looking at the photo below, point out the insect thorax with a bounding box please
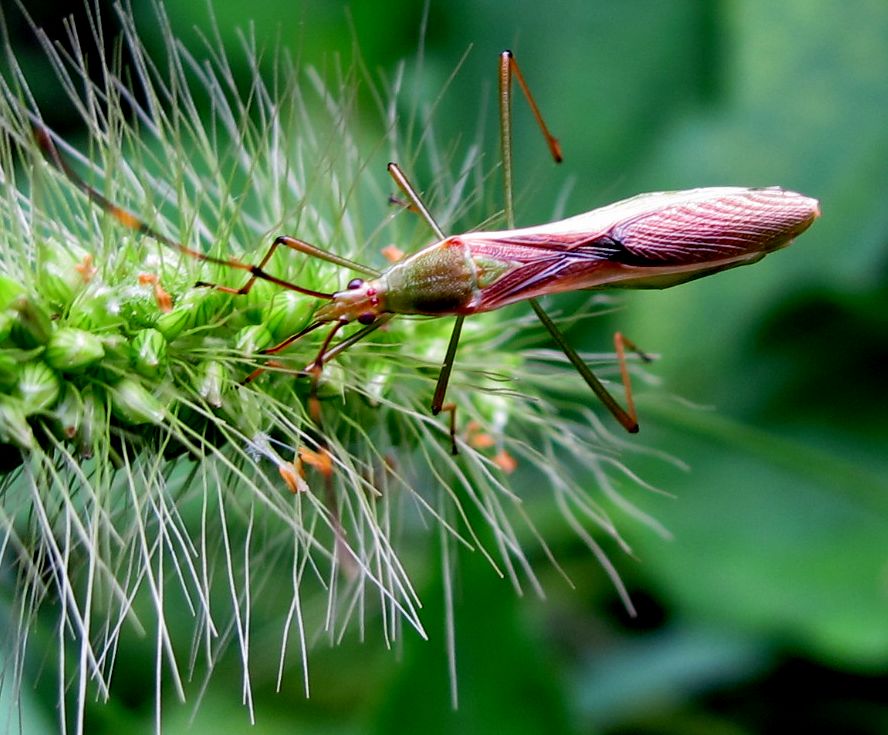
[381,238,477,316]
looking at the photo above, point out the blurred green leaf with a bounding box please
[371,543,576,735]
[625,402,888,669]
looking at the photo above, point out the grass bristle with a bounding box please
[0,3,666,727]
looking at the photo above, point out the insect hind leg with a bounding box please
[613,331,654,432]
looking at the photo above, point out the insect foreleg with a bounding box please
[194,236,379,295]
[244,313,398,387]
[307,319,350,415]
[241,319,328,384]
[319,314,395,365]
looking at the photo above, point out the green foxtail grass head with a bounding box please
[0,3,667,727]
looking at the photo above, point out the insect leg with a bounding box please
[530,301,639,433]
[300,319,358,577]
[251,312,396,381]
[613,331,654,428]
[498,50,562,229]
[431,315,464,455]
[616,333,654,365]
[496,56,639,431]
[241,319,328,384]
[272,236,381,276]
[431,314,463,416]
[320,313,395,364]
[307,319,349,422]
[387,162,465,448]
[194,235,380,294]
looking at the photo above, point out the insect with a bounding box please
[36,51,820,450]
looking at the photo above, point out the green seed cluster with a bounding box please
[0,244,317,462]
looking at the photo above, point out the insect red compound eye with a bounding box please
[357,313,376,325]
[347,278,364,290]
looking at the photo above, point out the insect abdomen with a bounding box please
[607,187,819,265]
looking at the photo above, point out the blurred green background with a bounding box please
[5,0,887,732]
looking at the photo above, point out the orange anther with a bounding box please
[153,282,173,312]
[493,450,517,474]
[381,245,405,263]
[138,273,172,312]
[469,432,495,450]
[75,254,97,282]
[279,462,308,494]
[298,446,334,478]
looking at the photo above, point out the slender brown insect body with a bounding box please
[316,186,819,324]
[35,50,820,444]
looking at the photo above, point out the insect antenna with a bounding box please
[33,125,335,301]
